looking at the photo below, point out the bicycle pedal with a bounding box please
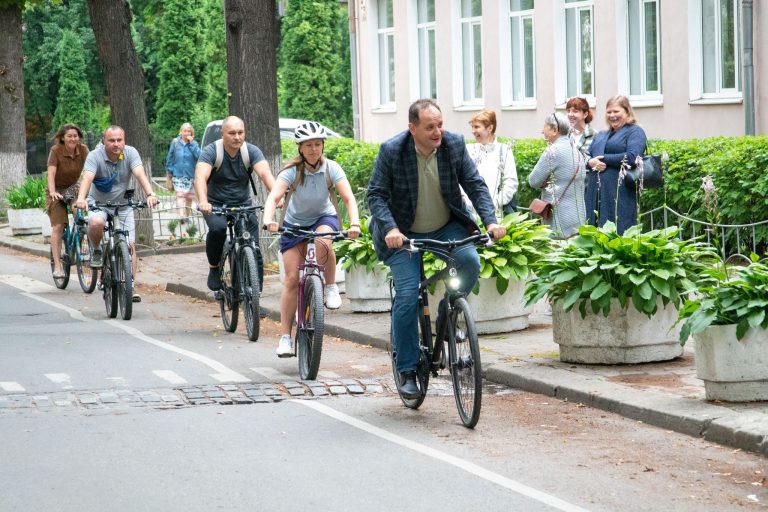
[213,290,223,301]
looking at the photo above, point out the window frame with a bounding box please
[554,0,596,107]
[408,0,438,101]
[452,0,484,108]
[372,0,396,110]
[615,0,663,107]
[500,0,537,109]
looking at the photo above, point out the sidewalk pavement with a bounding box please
[3,226,768,457]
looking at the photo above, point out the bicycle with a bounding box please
[50,198,97,293]
[90,199,146,321]
[210,205,265,342]
[388,232,491,429]
[278,227,347,380]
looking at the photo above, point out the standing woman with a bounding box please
[466,109,519,216]
[165,122,200,223]
[262,122,361,357]
[46,124,89,278]
[585,95,647,235]
[528,113,586,239]
[566,97,595,158]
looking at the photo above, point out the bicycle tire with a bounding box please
[448,297,482,428]
[389,298,430,409]
[219,244,238,333]
[76,235,97,293]
[50,240,70,289]
[102,246,118,318]
[296,274,324,380]
[240,245,260,341]
[115,240,133,320]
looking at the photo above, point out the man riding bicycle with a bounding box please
[367,99,506,399]
[194,116,277,292]
[75,125,159,303]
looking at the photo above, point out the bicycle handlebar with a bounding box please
[90,200,148,211]
[276,226,349,242]
[403,232,491,252]
[208,205,265,215]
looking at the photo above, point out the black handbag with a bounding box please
[625,154,663,190]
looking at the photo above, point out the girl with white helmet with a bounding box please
[263,121,361,357]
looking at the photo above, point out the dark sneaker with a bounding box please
[91,249,103,268]
[259,307,268,319]
[207,268,222,291]
[398,371,420,399]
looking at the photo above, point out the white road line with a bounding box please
[250,367,294,381]
[0,274,58,293]
[21,292,92,322]
[294,401,593,512]
[45,373,73,389]
[0,382,25,392]
[153,370,188,385]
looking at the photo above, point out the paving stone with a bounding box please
[184,392,205,400]
[33,396,52,407]
[364,385,384,394]
[190,399,214,405]
[251,396,272,403]
[282,381,302,389]
[288,388,305,396]
[139,393,162,403]
[308,387,329,397]
[213,398,233,405]
[54,400,74,407]
[262,387,280,397]
[324,380,342,386]
[347,385,365,394]
[98,393,119,404]
[361,379,380,385]
[161,395,181,402]
[329,386,347,395]
[232,396,254,404]
[120,393,142,403]
[302,380,320,386]
[0,400,12,409]
[341,379,359,386]
[220,385,239,391]
[244,389,265,398]
[78,394,98,405]
[206,390,226,399]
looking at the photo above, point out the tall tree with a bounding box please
[0,1,28,202]
[279,0,352,135]
[224,0,280,260]
[52,30,94,133]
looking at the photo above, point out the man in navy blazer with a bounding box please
[368,99,505,399]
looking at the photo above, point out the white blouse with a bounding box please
[465,138,519,214]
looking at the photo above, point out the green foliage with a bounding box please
[167,218,179,235]
[525,222,718,318]
[5,175,46,209]
[678,259,768,343]
[278,0,352,136]
[52,30,94,132]
[334,219,379,272]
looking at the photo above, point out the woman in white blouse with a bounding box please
[465,110,519,217]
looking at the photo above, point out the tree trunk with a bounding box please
[224,0,281,263]
[0,5,27,204]
[86,0,154,247]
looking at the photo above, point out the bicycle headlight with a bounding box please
[242,231,251,240]
[448,268,460,290]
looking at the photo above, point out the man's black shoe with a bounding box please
[207,268,222,291]
[398,371,420,399]
[259,307,268,319]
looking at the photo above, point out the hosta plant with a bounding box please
[5,175,46,210]
[334,219,380,273]
[425,211,552,295]
[678,259,768,343]
[525,222,718,318]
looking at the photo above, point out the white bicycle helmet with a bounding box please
[294,121,330,144]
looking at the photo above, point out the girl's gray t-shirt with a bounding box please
[279,159,346,226]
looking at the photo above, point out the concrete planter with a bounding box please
[429,277,532,334]
[694,324,768,401]
[8,208,44,235]
[552,298,683,364]
[345,264,391,312]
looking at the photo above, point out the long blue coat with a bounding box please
[585,123,647,234]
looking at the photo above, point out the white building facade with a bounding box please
[349,0,766,142]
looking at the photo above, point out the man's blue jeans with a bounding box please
[384,221,481,374]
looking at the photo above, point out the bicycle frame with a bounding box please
[295,238,325,331]
[214,205,264,304]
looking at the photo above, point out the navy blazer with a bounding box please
[367,130,497,261]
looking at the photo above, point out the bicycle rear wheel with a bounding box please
[102,246,118,318]
[50,240,70,289]
[239,245,260,341]
[448,297,482,428]
[389,297,430,409]
[115,240,133,320]
[76,235,97,293]
[219,245,238,333]
[296,275,324,380]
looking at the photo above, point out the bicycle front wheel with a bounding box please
[219,245,238,333]
[239,246,260,341]
[296,275,324,380]
[102,246,118,318]
[50,242,70,289]
[449,297,482,428]
[76,234,97,293]
[389,298,430,409]
[115,240,133,320]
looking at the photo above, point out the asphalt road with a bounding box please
[1,248,766,512]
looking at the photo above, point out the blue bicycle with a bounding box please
[50,200,97,293]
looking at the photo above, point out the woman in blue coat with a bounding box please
[585,95,647,234]
[165,122,201,223]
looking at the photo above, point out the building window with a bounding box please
[416,0,437,99]
[702,0,739,94]
[627,0,661,96]
[509,0,536,102]
[564,0,594,98]
[376,0,395,106]
[459,0,483,103]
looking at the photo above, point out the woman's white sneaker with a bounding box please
[276,334,294,358]
[325,284,342,309]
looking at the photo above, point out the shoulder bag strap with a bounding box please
[552,148,582,207]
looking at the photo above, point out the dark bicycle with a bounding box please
[278,227,347,380]
[389,232,491,428]
[210,205,264,342]
[90,199,146,320]
[50,198,97,293]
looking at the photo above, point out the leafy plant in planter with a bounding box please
[678,259,768,343]
[5,175,46,210]
[424,211,552,294]
[334,219,380,273]
[525,222,718,317]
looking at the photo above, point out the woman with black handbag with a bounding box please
[585,95,647,235]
